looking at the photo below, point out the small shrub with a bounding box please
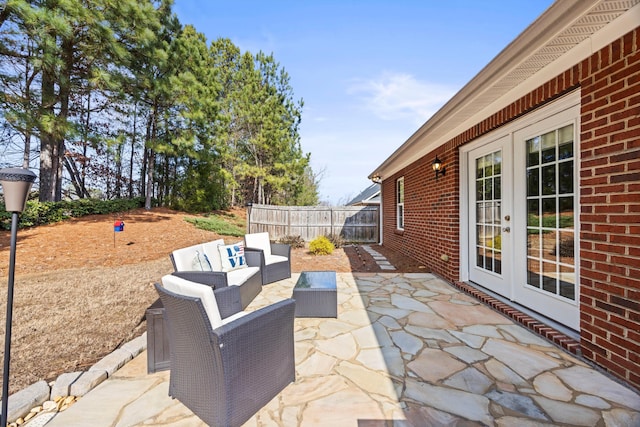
[487,235,501,250]
[309,235,335,255]
[325,233,345,249]
[551,238,574,258]
[278,235,305,248]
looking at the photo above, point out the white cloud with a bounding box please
[348,72,455,125]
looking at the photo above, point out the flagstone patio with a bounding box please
[43,273,640,426]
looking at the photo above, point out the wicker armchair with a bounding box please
[244,232,291,284]
[170,239,262,309]
[155,277,296,427]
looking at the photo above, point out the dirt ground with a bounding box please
[0,207,426,394]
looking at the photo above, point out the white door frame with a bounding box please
[460,90,581,330]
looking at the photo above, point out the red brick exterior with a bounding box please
[381,27,640,389]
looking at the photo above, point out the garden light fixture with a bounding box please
[0,167,36,426]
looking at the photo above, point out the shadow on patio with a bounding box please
[44,273,640,426]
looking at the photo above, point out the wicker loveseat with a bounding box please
[170,239,262,309]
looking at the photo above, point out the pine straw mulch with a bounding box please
[0,207,426,394]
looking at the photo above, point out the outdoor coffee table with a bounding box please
[293,271,337,318]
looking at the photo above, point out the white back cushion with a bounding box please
[202,239,225,271]
[161,274,222,328]
[172,245,205,271]
[244,232,271,257]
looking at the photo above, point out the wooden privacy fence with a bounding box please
[247,204,379,243]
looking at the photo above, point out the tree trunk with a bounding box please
[140,147,147,197]
[54,36,74,201]
[129,103,137,198]
[115,142,123,198]
[106,149,112,198]
[81,92,91,196]
[144,107,156,210]
[39,64,56,202]
[22,58,31,169]
[145,150,154,209]
[63,154,88,198]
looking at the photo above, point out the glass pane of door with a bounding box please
[525,124,575,301]
[475,151,502,274]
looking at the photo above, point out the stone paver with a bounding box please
[42,273,640,426]
[6,380,49,423]
[50,372,82,398]
[362,245,396,270]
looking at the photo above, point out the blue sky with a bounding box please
[172,1,554,205]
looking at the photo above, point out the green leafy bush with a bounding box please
[487,235,502,250]
[552,237,574,257]
[0,197,147,230]
[278,235,305,248]
[527,214,574,233]
[309,235,335,255]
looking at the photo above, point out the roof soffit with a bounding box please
[370,0,640,180]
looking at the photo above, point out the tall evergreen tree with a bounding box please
[1,1,319,209]
[0,0,160,201]
[230,51,307,205]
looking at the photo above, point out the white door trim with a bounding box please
[459,90,581,330]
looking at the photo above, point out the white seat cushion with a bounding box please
[265,254,288,266]
[161,274,222,328]
[244,232,272,257]
[226,266,260,287]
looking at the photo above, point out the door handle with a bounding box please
[502,227,511,233]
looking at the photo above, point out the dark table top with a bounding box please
[294,271,337,289]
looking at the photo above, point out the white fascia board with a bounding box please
[460,2,640,140]
[369,0,639,181]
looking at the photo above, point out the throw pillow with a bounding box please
[191,250,212,272]
[218,242,248,272]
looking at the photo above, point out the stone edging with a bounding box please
[4,333,147,425]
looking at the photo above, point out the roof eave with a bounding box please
[369,0,637,181]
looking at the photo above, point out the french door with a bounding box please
[467,136,512,298]
[512,109,579,330]
[463,94,580,330]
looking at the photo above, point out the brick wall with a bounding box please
[381,27,639,389]
[578,27,640,389]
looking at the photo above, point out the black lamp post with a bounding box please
[0,168,36,426]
